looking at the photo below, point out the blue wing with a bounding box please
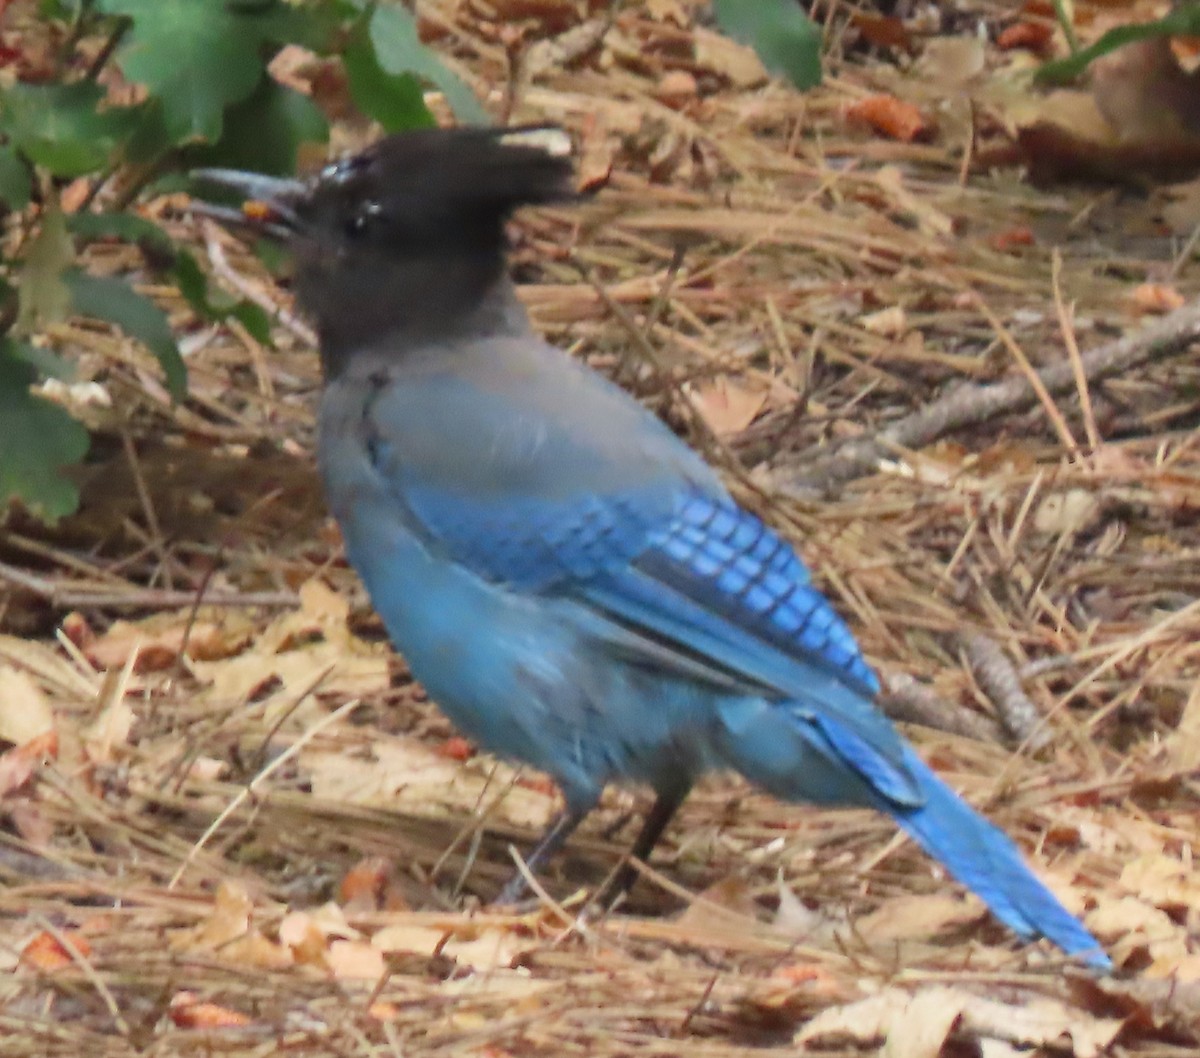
[356,354,918,806]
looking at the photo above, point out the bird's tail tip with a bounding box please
[896,749,1110,970]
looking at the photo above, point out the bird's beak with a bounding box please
[190,168,308,238]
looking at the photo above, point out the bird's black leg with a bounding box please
[494,805,588,906]
[599,785,689,906]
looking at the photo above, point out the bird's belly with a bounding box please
[336,501,709,805]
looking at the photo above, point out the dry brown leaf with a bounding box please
[220,930,294,970]
[854,892,983,943]
[279,903,360,946]
[192,580,388,710]
[278,912,334,967]
[576,114,616,193]
[677,876,759,933]
[87,615,245,672]
[860,305,908,337]
[880,988,965,1058]
[371,923,447,957]
[655,70,699,110]
[0,730,58,798]
[692,27,768,88]
[689,376,768,436]
[0,665,55,746]
[9,800,53,845]
[797,986,1124,1057]
[326,938,386,980]
[441,930,527,972]
[303,736,556,829]
[915,36,986,90]
[339,856,395,911]
[645,0,689,27]
[172,880,254,951]
[1119,852,1200,907]
[1171,682,1200,770]
[1033,489,1102,535]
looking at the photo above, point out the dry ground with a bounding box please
[0,2,1198,1055]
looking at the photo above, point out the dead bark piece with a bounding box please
[881,671,1006,744]
[963,633,1049,751]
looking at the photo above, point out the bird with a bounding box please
[195,125,1109,969]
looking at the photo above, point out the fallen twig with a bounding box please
[779,296,1200,495]
[881,671,1007,744]
[0,559,297,610]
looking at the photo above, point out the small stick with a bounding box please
[781,296,1200,494]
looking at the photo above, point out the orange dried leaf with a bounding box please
[690,376,768,436]
[1130,283,1185,314]
[846,95,929,142]
[339,856,394,909]
[169,993,252,1029]
[851,13,913,53]
[437,736,475,761]
[21,930,90,971]
[992,225,1036,252]
[997,21,1054,53]
[0,730,58,797]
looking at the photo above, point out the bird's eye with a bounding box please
[343,200,383,239]
[321,155,368,185]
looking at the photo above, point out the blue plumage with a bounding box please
[197,126,1109,969]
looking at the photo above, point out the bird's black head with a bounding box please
[194,125,577,365]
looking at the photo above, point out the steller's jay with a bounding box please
[196,126,1108,968]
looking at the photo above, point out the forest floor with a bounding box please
[1,2,1198,1055]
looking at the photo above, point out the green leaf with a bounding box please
[66,271,186,397]
[0,342,89,520]
[1037,6,1200,84]
[253,237,290,274]
[171,249,272,343]
[187,75,328,175]
[0,146,31,209]
[345,18,435,131]
[713,0,822,92]
[0,81,131,176]
[229,301,272,344]
[16,202,73,337]
[120,97,174,166]
[366,3,488,123]
[97,0,270,143]
[8,339,76,382]
[68,211,173,252]
[253,0,352,52]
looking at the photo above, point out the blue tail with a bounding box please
[893,748,1109,968]
[714,697,1109,969]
